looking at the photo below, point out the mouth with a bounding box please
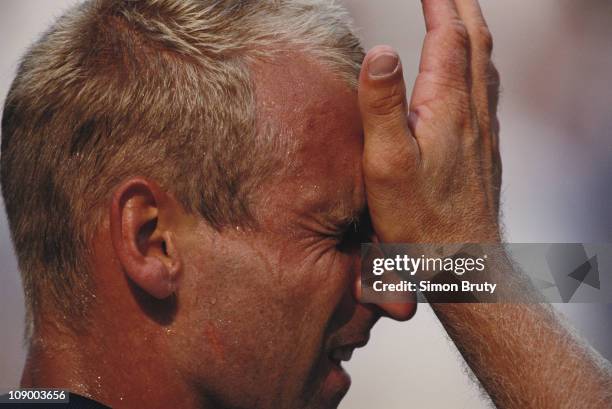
[321,337,369,398]
[327,337,369,367]
[328,345,355,366]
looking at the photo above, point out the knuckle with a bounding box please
[457,108,480,137]
[429,24,470,74]
[487,63,501,105]
[367,84,407,115]
[364,154,396,185]
[364,142,416,185]
[418,71,470,100]
[446,20,470,48]
[476,26,494,54]
[487,63,500,86]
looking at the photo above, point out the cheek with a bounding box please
[273,242,359,352]
[173,236,357,406]
[283,240,356,303]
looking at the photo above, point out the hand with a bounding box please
[359,0,502,244]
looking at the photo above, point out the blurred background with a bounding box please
[1,1,611,408]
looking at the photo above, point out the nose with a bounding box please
[353,273,417,321]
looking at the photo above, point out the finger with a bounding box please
[487,62,501,121]
[421,0,461,32]
[359,45,420,183]
[488,63,502,209]
[454,0,489,31]
[456,0,501,178]
[410,0,471,129]
[455,0,495,112]
[418,0,469,88]
[454,0,496,85]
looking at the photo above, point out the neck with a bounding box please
[21,320,200,409]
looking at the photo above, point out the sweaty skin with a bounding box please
[20,52,414,409]
[357,0,612,408]
[18,1,611,408]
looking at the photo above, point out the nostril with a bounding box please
[376,301,417,322]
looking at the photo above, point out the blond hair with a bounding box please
[0,0,363,332]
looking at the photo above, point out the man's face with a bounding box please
[171,55,379,409]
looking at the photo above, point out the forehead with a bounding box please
[252,53,364,227]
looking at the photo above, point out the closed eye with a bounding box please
[336,211,373,252]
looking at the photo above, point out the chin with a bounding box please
[304,361,351,409]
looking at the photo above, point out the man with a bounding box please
[0,1,610,409]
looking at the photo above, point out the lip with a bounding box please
[328,336,370,358]
[323,355,352,399]
[329,346,354,363]
[321,335,370,398]
[325,336,370,374]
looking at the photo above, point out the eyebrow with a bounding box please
[307,183,367,232]
[328,201,368,229]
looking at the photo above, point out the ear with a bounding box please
[109,177,182,299]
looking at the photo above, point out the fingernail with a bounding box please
[368,52,399,78]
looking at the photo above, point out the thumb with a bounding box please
[359,46,419,188]
[359,46,420,241]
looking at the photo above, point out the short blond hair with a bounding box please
[1,0,363,331]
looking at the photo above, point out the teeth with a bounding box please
[330,347,353,362]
